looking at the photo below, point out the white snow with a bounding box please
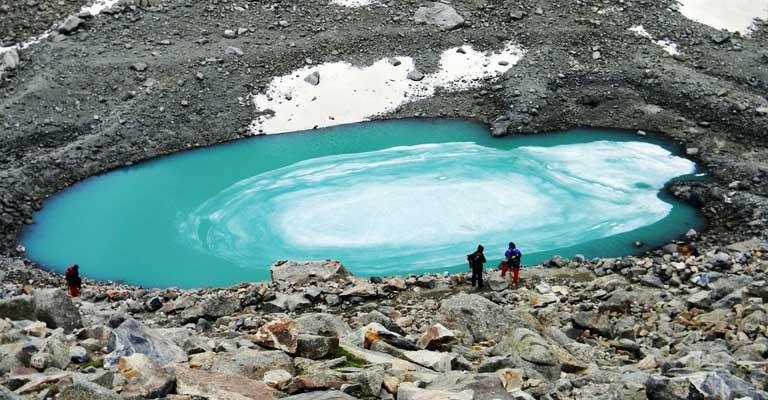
[249,42,525,134]
[330,0,377,7]
[629,25,680,56]
[677,0,768,34]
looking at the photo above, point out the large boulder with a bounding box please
[57,381,120,400]
[295,313,351,337]
[271,260,352,284]
[397,382,473,400]
[180,294,239,322]
[172,366,276,400]
[489,328,561,381]
[30,333,70,370]
[32,289,83,332]
[646,370,767,400]
[413,2,465,30]
[416,323,456,351]
[285,364,386,397]
[0,295,36,321]
[105,319,187,367]
[118,354,175,399]
[296,334,339,360]
[251,319,299,353]
[198,349,294,379]
[438,293,537,343]
[572,311,613,338]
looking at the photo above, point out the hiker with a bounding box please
[504,242,522,285]
[64,264,82,297]
[467,245,486,288]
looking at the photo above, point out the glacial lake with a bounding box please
[22,120,704,288]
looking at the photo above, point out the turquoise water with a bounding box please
[22,120,704,289]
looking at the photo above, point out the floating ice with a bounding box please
[677,0,768,33]
[180,140,696,275]
[629,25,680,56]
[249,42,524,134]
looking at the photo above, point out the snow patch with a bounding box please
[629,25,680,56]
[249,42,525,134]
[677,0,768,34]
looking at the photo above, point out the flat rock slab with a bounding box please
[173,366,276,400]
[271,260,352,284]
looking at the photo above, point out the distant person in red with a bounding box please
[65,264,82,297]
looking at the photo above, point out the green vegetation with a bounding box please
[82,358,104,369]
[330,347,369,369]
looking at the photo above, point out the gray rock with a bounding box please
[282,391,358,399]
[296,313,351,337]
[711,31,731,44]
[1,49,19,71]
[58,381,120,400]
[105,319,187,367]
[144,296,162,312]
[489,328,561,381]
[223,29,236,38]
[296,334,339,360]
[58,16,84,34]
[686,290,712,309]
[225,46,243,56]
[70,346,89,363]
[203,349,294,378]
[180,294,239,322]
[0,386,22,400]
[438,293,537,344]
[304,71,320,86]
[711,288,746,309]
[326,294,342,307]
[639,273,664,289]
[130,62,148,72]
[263,292,311,313]
[572,311,612,338]
[31,333,70,370]
[271,260,351,284]
[413,2,465,30]
[33,289,83,332]
[646,370,767,400]
[354,310,404,336]
[407,69,425,81]
[0,295,36,321]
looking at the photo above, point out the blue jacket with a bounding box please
[505,248,522,267]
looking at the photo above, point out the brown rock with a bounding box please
[118,354,175,399]
[416,323,456,350]
[251,319,299,353]
[172,366,276,400]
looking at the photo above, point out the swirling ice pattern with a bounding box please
[178,141,695,275]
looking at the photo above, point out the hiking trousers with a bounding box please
[471,266,483,288]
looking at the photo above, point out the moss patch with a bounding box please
[330,347,369,369]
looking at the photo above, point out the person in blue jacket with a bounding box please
[504,242,522,285]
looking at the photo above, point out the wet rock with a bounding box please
[58,16,84,34]
[416,323,456,351]
[118,354,175,399]
[304,71,320,86]
[105,319,187,367]
[57,381,120,400]
[33,288,83,332]
[0,295,36,321]
[413,2,465,30]
[438,293,537,343]
[251,319,299,353]
[180,293,239,322]
[172,365,276,399]
[297,334,339,360]
[271,260,351,284]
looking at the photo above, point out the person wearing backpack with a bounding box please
[504,242,522,285]
[466,245,487,289]
[64,264,82,297]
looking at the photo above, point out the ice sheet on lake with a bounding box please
[179,140,696,275]
[677,0,768,33]
[248,42,524,134]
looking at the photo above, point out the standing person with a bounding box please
[64,264,82,297]
[505,242,522,286]
[467,245,486,289]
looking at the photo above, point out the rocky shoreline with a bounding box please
[1,0,768,398]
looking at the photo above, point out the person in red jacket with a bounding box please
[64,264,82,297]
